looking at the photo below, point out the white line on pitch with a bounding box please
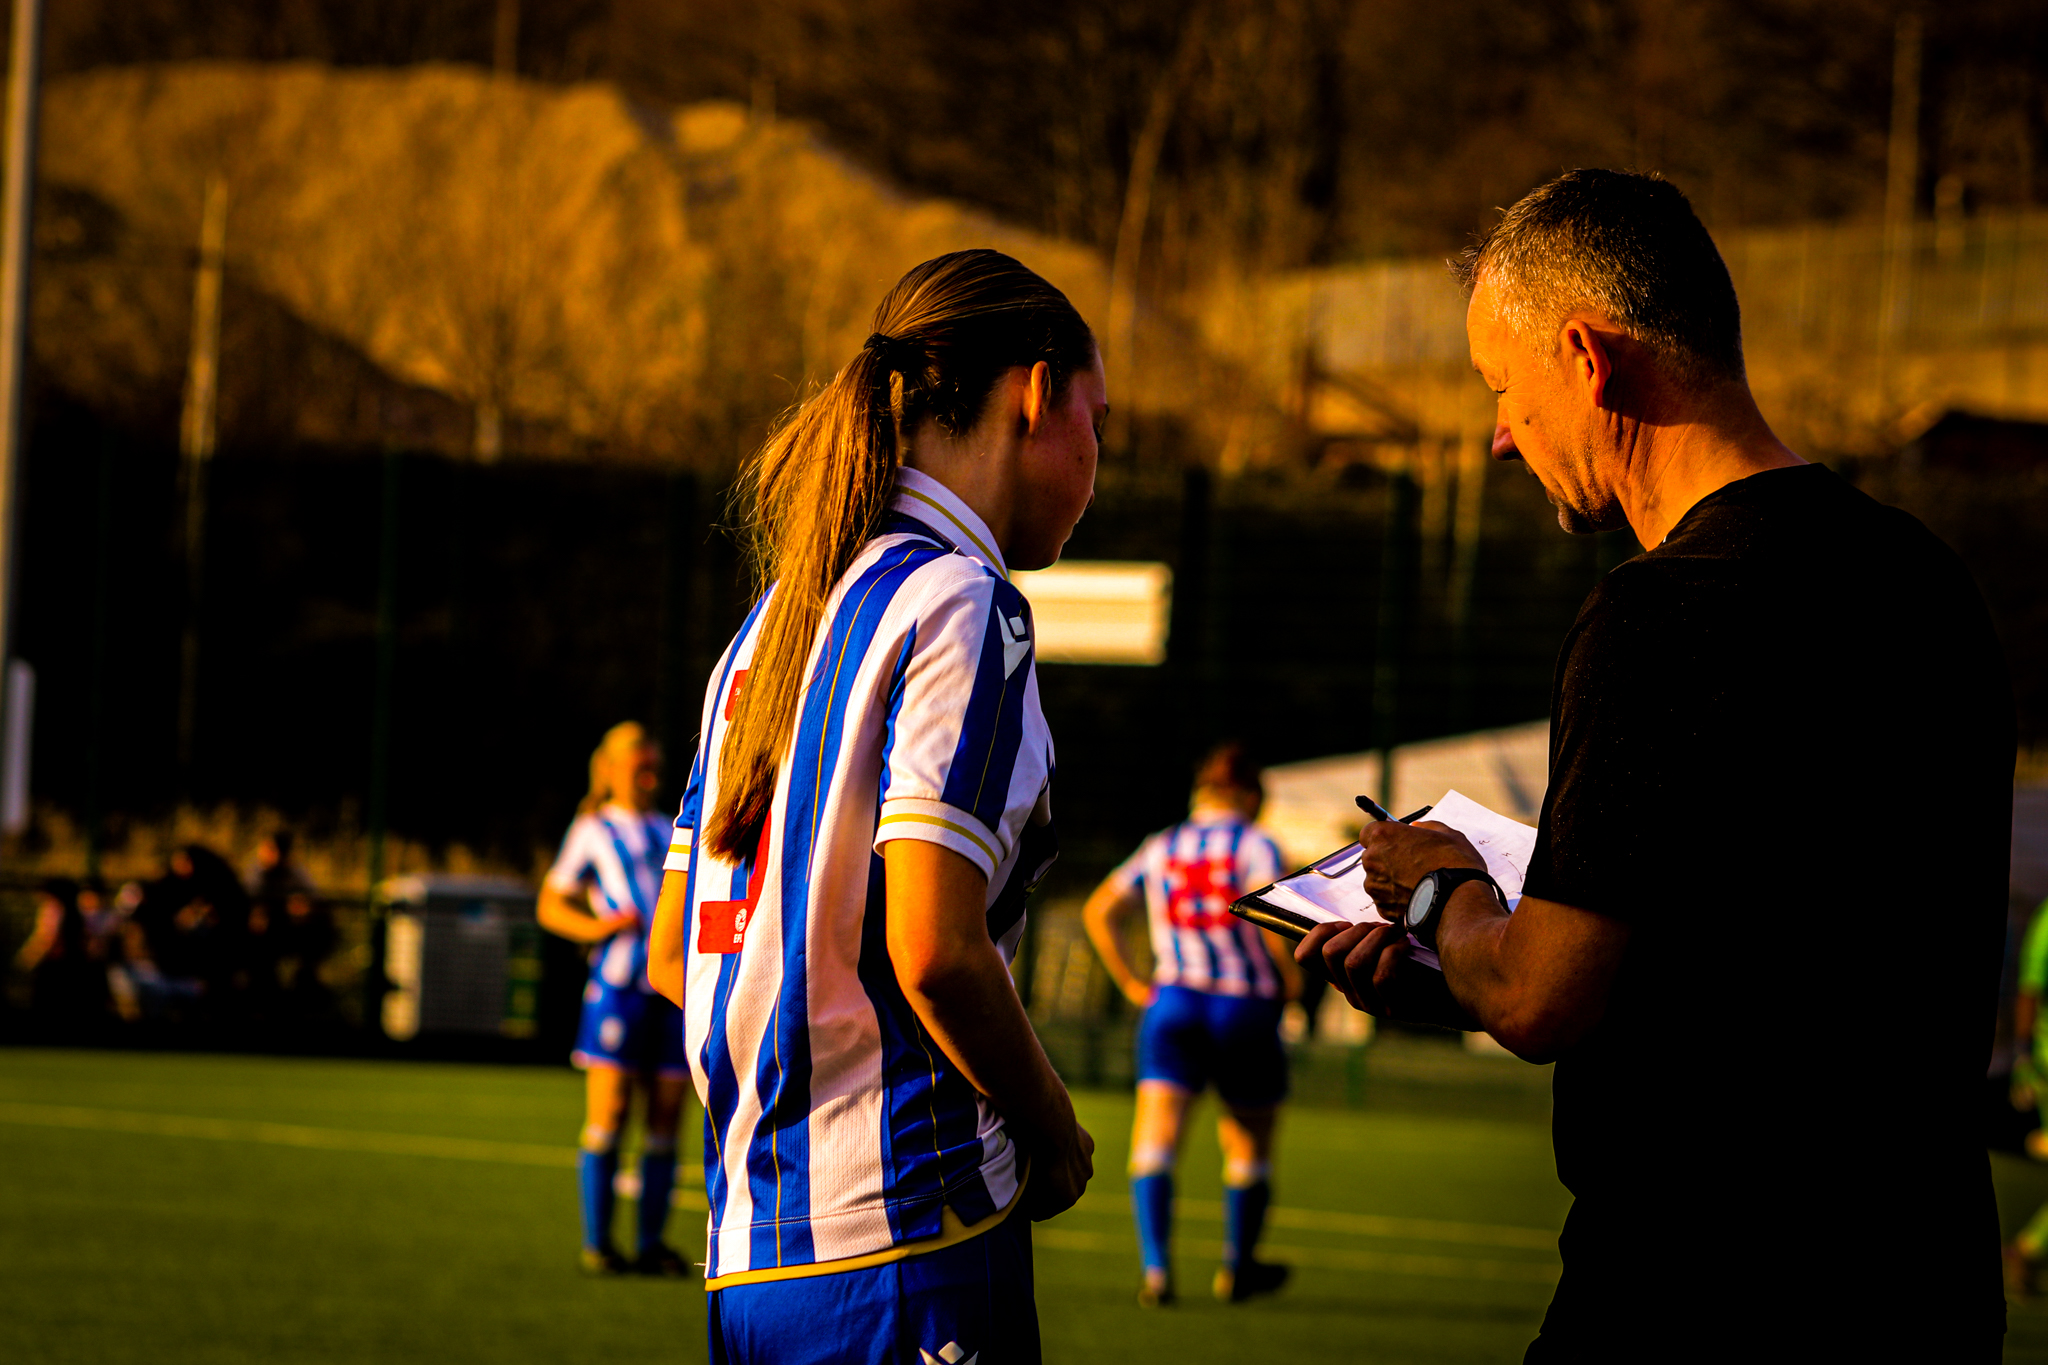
[0,1100,1553,1255]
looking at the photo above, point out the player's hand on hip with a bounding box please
[599,910,641,935]
[1359,820,1485,910]
[1296,919,1407,1016]
[1120,979,1155,1009]
[1027,1121,1095,1221]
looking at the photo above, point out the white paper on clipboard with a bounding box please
[1243,789,1536,969]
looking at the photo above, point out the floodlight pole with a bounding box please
[0,0,42,803]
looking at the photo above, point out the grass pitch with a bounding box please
[0,1047,2042,1363]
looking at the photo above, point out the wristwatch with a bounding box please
[1404,867,1507,951]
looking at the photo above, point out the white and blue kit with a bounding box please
[1114,812,1289,1286]
[666,469,1057,1364]
[546,805,687,1076]
[1111,813,1288,1107]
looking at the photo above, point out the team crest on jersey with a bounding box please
[919,1344,975,1365]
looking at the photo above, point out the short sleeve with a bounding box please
[1238,831,1284,890]
[2021,902,2048,996]
[1109,835,1156,894]
[665,742,705,874]
[875,570,1049,880]
[546,818,599,894]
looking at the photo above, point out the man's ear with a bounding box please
[1019,361,1053,434]
[1560,319,1617,410]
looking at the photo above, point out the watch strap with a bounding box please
[1409,867,1503,951]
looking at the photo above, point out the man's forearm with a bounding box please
[1437,884,1630,1062]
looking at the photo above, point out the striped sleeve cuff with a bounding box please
[874,798,1002,880]
[663,827,694,874]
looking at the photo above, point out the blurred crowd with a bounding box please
[10,831,340,1043]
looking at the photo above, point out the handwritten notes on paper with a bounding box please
[1250,789,1537,968]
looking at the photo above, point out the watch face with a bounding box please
[1405,875,1437,929]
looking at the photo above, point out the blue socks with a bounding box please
[578,1146,619,1253]
[637,1144,677,1255]
[1132,1172,1174,1273]
[1224,1179,1271,1269]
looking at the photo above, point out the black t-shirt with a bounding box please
[1520,465,2013,1356]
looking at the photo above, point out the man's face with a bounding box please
[1466,277,1626,535]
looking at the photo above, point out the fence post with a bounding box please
[1373,468,1419,807]
[656,469,699,759]
[84,431,114,877]
[175,175,227,790]
[367,450,401,892]
[1171,464,1213,760]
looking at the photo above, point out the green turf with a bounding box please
[0,1047,2042,1363]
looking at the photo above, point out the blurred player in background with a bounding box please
[1083,742,1301,1306]
[536,721,690,1278]
[2006,894,2048,1295]
[646,249,1103,1365]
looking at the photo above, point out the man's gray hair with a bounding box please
[1454,169,1745,386]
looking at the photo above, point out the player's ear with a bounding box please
[1020,361,1052,435]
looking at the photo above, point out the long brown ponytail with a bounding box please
[706,249,1095,861]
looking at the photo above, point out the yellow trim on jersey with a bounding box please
[897,487,1008,580]
[875,811,997,866]
[702,1160,1028,1290]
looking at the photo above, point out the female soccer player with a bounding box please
[537,721,690,1277]
[646,249,1102,1365]
[1081,743,1301,1307]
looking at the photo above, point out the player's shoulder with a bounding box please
[879,541,1021,623]
[1243,823,1284,854]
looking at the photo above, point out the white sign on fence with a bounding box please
[1012,561,1172,666]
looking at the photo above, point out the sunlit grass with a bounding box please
[0,1049,2043,1364]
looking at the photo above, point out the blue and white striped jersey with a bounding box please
[665,468,1057,1285]
[546,805,670,993]
[1111,813,1286,999]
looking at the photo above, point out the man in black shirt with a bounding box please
[1300,170,2013,1359]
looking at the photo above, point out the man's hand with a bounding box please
[1296,917,1409,1015]
[1026,1122,1096,1221]
[1359,819,1486,911]
[1295,819,1485,1015]
[1117,979,1154,1009]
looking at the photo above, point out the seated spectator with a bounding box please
[247,831,335,1028]
[131,845,250,1024]
[14,878,109,1038]
[104,880,147,1022]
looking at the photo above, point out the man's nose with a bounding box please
[1491,421,1521,460]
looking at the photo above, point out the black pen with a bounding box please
[1355,795,1435,824]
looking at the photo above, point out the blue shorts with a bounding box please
[1136,984,1288,1108]
[571,978,689,1077]
[708,1211,1038,1365]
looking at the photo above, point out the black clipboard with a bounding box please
[1228,841,1377,945]
[1234,843,1478,1030]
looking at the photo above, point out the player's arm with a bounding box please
[1298,820,1629,1062]
[647,870,690,1007]
[12,898,58,969]
[1262,928,1304,1001]
[884,839,1093,1219]
[1081,873,1151,1007]
[535,881,636,944]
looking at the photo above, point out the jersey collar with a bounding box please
[891,467,1008,580]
